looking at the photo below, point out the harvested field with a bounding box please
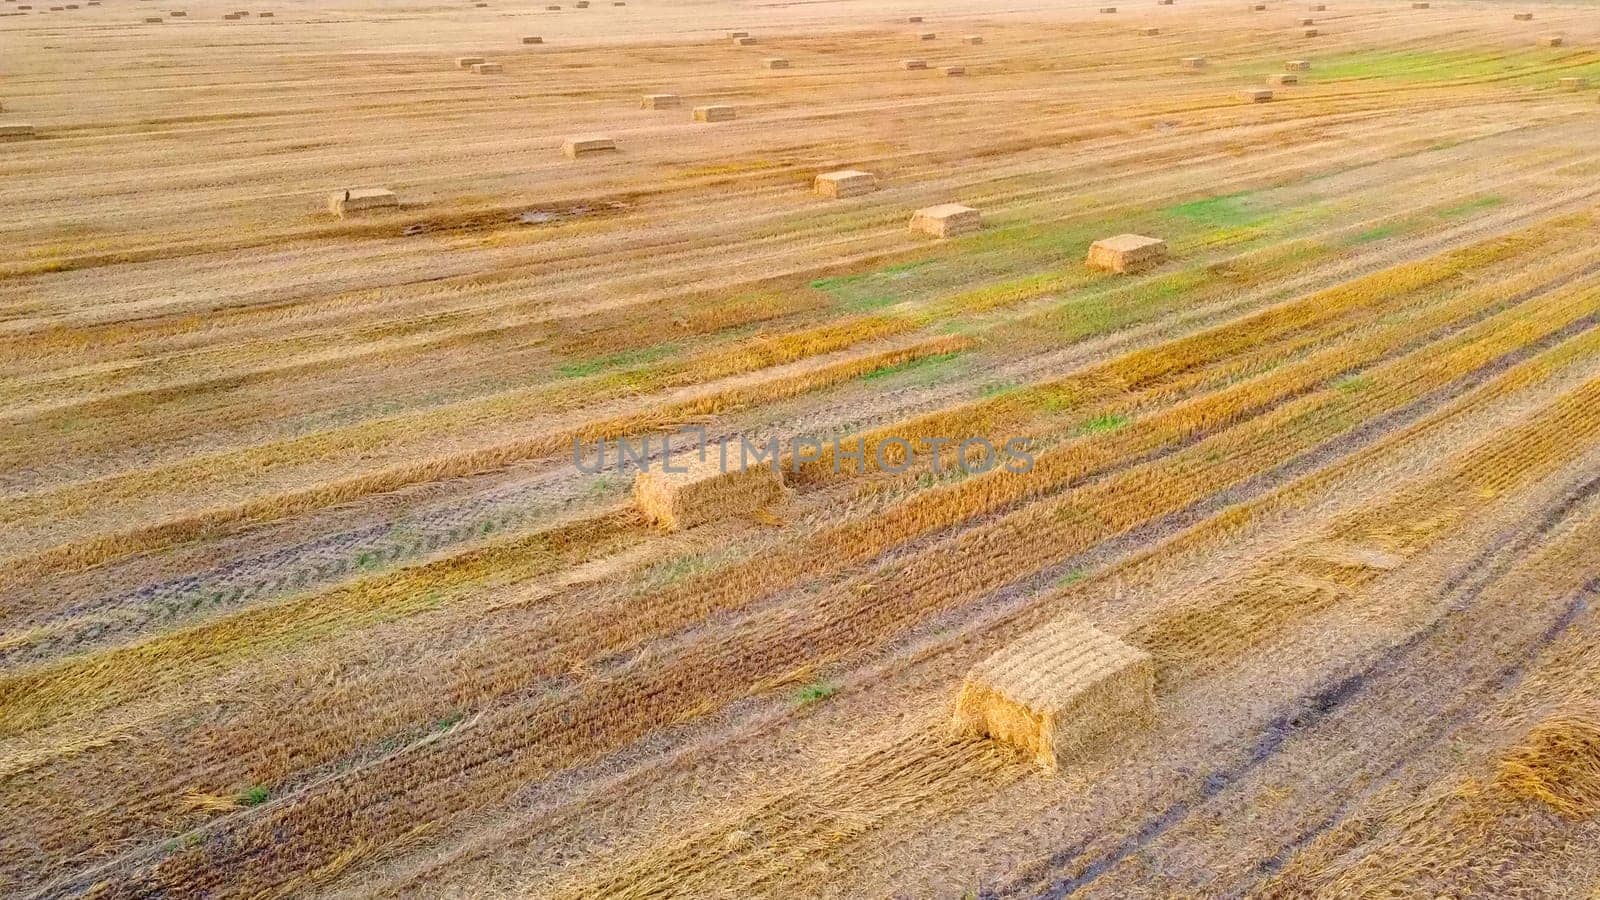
[5,0,1600,897]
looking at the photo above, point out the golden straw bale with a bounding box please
[693,104,736,121]
[910,203,980,238]
[951,616,1155,771]
[562,134,616,157]
[1087,233,1168,273]
[328,188,398,217]
[634,457,784,531]
[813,169,877,198]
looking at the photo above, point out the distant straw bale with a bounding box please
[640,93,679,108]
[1541,36,1564,47]
[901,58,927,69]
[814,169,877,199]
[634,458,784,531]
[951,616,1155,771]
[762,57,789,68]
[963,34,983,44]
[471,62,503,74]
[522,35,543,43]
[1269,73,1298,85]
[1182,55,1206,67]
[693,104,735,121]
[1087,233,1168,273]
[0,123,38,140]
[456,56,486,68]
[910,203,980,238]
[328,188,398,217]
[943,65,966,76]
[562,134,616,158]
[1240,87,1275,102]
[1140,27,1160,35]
[1558,77,1587,90]
[1286,58,1310,70]
[1513,12,1533,20]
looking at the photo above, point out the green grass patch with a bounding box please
[1046,268,1215,342]
[1336,374,1373,393]
[1352,223,1402,244]
[1300,49,1522,83]
[1298,49,1600,87]
[1075,413,1131,435]
[1163,192,1269,230]
[860,350,965,383]
[1345,195,1504,247]
[1057,567,1089,587]
[558,342,679,379]
[236,786,270,807]
[795,680,839,705]
[811,260,936,312]
[639,549,735,591]
[1437,195,1505,219]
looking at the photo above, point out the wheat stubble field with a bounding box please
[5,0,1600,895]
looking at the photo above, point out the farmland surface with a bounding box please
[4,0,1600,896]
